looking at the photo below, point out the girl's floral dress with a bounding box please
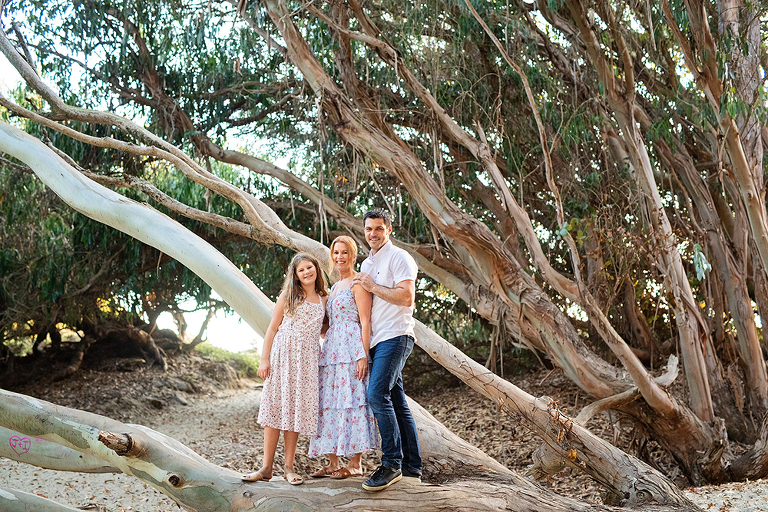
[257,300,324,434]
[308,286,378,457]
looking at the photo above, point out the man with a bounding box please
[352,209,422,492]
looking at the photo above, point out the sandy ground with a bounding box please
[2,378,768,511]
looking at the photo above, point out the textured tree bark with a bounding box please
[568,16,714,422]
[729,415,768,481]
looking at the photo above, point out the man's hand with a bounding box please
[352,272,376,293]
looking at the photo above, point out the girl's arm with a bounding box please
[351,283,373,381]
[257,292,286,380]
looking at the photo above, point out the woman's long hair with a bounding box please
[281,252,328,316]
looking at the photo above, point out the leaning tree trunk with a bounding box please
[0,120,274,336]
[255,0,636,402]
[557,0,714,423]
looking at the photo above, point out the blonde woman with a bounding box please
[309,236,378,479]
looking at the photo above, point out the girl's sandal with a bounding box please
[311,466,337,478]
[284,471,304,485]
[242,469,271,482]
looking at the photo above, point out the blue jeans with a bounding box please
[368,335,422,472]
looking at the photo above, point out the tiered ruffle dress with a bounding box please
[308,287,379,456]
[257,300,324,434]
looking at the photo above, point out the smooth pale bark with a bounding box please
[0,426,116,473]
[724,120,768,282]
[617,128,713,422]
[0,484,702,512]
[0,29,333,275]
[0,120,273,336]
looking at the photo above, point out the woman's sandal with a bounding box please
[311,466,337,478]
[284,470,304,486]
[242,469,271,482]
[330,467,364,479]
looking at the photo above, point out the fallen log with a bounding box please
[0,388,703,511]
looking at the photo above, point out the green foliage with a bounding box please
[195,342,260,378]
[0,135,290,343]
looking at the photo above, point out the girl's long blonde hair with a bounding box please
[281,252,328,316]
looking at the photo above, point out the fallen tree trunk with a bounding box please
[0,388,701,511]
[0,425,116,473]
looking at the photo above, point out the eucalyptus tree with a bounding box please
[0,126,291,375]
[0,0,767,507]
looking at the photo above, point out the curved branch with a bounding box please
[0,119,274,338]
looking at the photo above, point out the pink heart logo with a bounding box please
[9,436,31,456]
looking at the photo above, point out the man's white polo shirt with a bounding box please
[360,241,418,348]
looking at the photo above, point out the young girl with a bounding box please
[309,236,378,479]
[242,253,328,486]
